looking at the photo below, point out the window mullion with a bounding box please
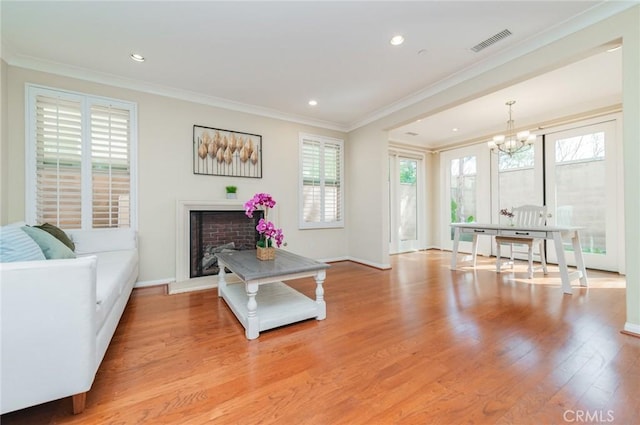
[81,97,93,229]
[319,141,325,222]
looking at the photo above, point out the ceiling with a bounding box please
[389,47,622,149]
[1,1,631,147]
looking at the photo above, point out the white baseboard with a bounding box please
[319,255,349,264]
[135,277,174,288]
[168,274,242,295]
[346,256,391,270]
[623,321,640,337]
[165,256,391,294]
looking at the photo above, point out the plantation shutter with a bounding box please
[27,85,136,231]
[35,94,83,228]
[302,139,322,223]
[323,141,342,223]
[91,104,131,228]
[299,134,344,228]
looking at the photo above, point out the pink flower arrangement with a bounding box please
[244,193,284,248]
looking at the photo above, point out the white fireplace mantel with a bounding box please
[170,199,245,294]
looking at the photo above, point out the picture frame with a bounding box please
[193,125,262,178]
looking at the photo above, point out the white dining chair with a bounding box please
[495,205,548,279]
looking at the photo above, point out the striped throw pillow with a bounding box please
[0,225,46,262]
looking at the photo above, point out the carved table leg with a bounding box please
[245,282,259,339]
[217,262,227,298]
[315,270,326,320]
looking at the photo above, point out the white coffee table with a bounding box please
[215,249,330,340]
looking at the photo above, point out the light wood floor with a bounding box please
[3,251,638,425]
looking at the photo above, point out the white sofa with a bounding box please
[1,228,138,415]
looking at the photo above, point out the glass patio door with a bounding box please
[441,145,491,254]
[389,152,423,254]
[544,119,620,271]
[490,137,544,262]
[490,137,544,226]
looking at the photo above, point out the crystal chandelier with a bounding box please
[487,100,536,155]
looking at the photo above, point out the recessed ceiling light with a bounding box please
[130,53,145,62]
[452,128,459,132]
[390,35,405,46]
[308,99,318,106]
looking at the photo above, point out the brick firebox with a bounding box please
[189,210,263,278]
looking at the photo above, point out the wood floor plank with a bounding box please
[2,251,638,424]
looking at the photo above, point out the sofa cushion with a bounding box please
[91,249,138,331]
[0,226,46,263]
[35,223,75,251]
[70,228,136,255]
[21,226,76,260]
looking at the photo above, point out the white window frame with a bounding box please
[25,84,138,230]
[298,132,344,229]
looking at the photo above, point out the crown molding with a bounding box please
[346,1,636,133]
[4,53,349,133]
[3,1,633,136]
[0,40,16,64]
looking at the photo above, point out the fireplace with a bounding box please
[172,200,259,294]
[189,210,262,278]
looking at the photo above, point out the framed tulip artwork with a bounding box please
[193,125,263,178]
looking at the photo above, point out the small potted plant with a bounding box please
[225,185,238,199]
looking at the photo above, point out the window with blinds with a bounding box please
[35,95,83,228]
[27,85,137,230]
[299,133,344,229]
[91,105,131,228]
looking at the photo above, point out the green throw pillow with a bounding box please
[35,222,75,251]
[21,226,76,260]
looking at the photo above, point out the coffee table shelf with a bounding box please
[215,249,329,340]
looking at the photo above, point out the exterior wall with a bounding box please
[4,66,348,283]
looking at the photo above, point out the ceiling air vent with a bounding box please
[405,131,419,136]
[471,29,512,53]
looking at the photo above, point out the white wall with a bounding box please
[1,59,8,224]
[4,66,348,283]
[346,125,390,268]
[621,6,640,334]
